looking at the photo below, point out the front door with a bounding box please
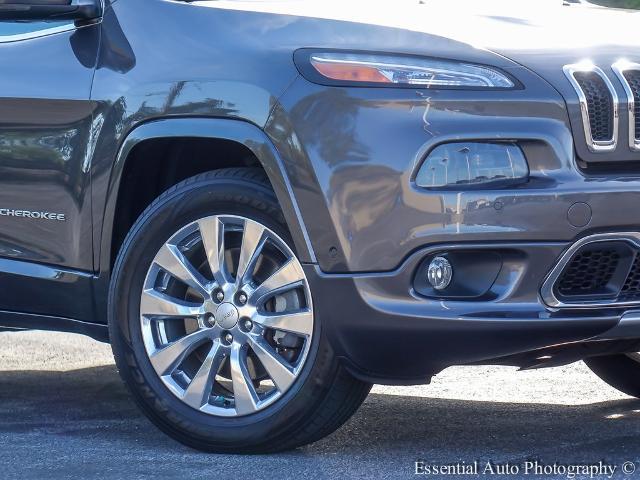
[0,17,100,319]
[0,19,100,269]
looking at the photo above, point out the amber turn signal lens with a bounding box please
[310,59,392,83]
[306,52,516,88]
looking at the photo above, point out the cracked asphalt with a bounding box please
[0,330,639,480]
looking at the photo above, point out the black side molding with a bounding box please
[0,310,108,343]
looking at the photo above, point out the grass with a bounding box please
[592,0,640,8]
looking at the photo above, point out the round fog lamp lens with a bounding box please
[427,256,453,291]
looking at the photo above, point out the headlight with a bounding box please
[416,142,529,189]
[297,51,516,89]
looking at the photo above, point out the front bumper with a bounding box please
[269,66,640,384]
[306,237,640,385]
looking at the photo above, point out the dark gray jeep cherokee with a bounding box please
[1,0,639,452]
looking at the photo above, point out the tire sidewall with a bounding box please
[109,175,339,449]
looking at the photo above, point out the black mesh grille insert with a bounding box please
[621,256,640,301]
[556,249,620,297]
[552,240,640,305]
[623,70,640,141]
[574,71,614,142]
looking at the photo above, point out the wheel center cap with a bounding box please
[215,302,239,329]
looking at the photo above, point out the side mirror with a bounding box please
[0,0,102,21]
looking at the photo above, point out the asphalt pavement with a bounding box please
[0,331,638,480]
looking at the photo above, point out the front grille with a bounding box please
[564,63,620,154]
[556,249,620,297]
[573,71,615,142]
[623,70,640,141]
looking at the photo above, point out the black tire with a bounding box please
[108,168,371,453]
[584,354,640,398]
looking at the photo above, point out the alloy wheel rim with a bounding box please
[140,215,314,417]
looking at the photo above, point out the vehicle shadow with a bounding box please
[0,365,638,478]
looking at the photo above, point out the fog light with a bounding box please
[427,256,453,291]
[416,142,528,189]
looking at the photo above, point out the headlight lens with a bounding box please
[416,142,529,189]
[307,52,515,89]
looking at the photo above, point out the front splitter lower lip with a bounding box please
[591,310,640,341]
[306,262,630,385]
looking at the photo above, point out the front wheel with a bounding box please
[585,353,640,398]
[109,168,371,453]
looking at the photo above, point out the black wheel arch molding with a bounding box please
[92,117,320,321]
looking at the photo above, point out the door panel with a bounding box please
[0,21,99,270]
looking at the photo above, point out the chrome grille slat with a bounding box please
[564,62,619,153]
[612,60,640,152]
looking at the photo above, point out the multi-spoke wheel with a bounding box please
[140,214,313,416]
[109,169,371,452]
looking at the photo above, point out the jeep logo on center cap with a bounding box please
[215,303,239,329]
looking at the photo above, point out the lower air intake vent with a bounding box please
[551,239,640,305]
[621,256,640,301]
[556,248,620,297]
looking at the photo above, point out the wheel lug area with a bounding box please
[214,290,225,303]
[240,319,253,332]
[222,332,234,345]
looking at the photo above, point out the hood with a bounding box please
[197,0,640,163]
[195,0,640,55]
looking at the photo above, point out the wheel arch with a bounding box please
[96,117,316,299]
